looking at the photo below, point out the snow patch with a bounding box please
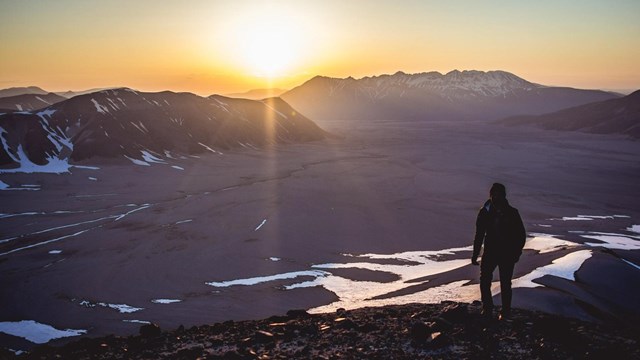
[0,320,86,344]
[78,300,143,313]
[151,299,182,304]
[198,142,223,155]
[123,320,151,325]
[171,166,184,170]
[524,234,578,253]
[628,225,640,234]
[512,250,592,288]
[91,99,109,114]
[254,219,267,231]
[124,155,150,166]
[0,145,71,174]
[48,250,62,254]
[140,150,166,164]
[580,234,640,251]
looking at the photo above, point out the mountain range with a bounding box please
[225,88,287,100]
[0,89,327,172]
[499,90,640,138]
[281,70,619,122]
[0,93,67,112]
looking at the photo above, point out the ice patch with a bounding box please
[269,257,281,262]
[48,250,62,254]
[0,145,71,174]
[198,142,223,155]
[174,219,192,225]
[628,225,640,234]
[0,320,86,344]
[0,229,91,256]
[73,165,100,170]
[254,219,267,231]
[123,320,151,325]
[0,180,9,190]
[151,299,181,304]
[79,300,143,313]
[124,155,150,166]
[512,250,593,288]
[171,166,184,170]
[524,234,578,253]
[140,150,166,164]
[622,258,640,270]
[114,204,151,221]
[88,177,97,181]
[580,234,640,250]
[552,215,629,221]
[206,270,330,288]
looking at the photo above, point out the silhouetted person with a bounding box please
[472,183,526,320]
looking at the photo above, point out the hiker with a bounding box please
[472,183,526,320]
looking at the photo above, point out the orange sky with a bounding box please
[1,0,639,95]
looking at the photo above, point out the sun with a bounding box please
[238,23,298,78]
[225,6,308,79]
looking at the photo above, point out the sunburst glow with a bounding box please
[229,8,308,78]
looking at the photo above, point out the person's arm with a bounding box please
[472,203,489,265]
[513,209,526,262]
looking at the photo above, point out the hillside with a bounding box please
[281,70,618,122]
[5,302,638,359]
[499,90,640,139]
[0,89,328,172]
[0,93,67,112]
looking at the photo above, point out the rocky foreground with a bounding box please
[4,302,639,359]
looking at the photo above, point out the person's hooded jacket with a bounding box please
[473,199,526,263]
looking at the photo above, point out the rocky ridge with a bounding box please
[5,302,638,359]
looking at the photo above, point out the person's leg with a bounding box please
[498,261,515,316]
[480,255,498,313]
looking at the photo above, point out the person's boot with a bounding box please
[481,307,494,320]
[498,308,511,321]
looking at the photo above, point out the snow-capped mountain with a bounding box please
[500,89,640,138]
[281,70,619,122]
[0,89,327,172]
[0,93,67,112]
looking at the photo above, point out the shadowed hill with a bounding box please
[0,93,67,112]
[499,90,640,139]
[0,89,328,171]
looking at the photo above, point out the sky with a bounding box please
[1,0,639,95]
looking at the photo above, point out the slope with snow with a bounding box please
[0,89,328,173]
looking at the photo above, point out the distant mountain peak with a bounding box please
[282,70,619,122]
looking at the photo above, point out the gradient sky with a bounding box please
[1,0,639,95]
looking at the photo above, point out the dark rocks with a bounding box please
[139,323,161,338]
[440,303,468,323]
[12,302,640,359]
[253,330,275,344]
[410,321,432,343]
[286,309,310,318]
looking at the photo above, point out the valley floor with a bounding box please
[1,120,639,352]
